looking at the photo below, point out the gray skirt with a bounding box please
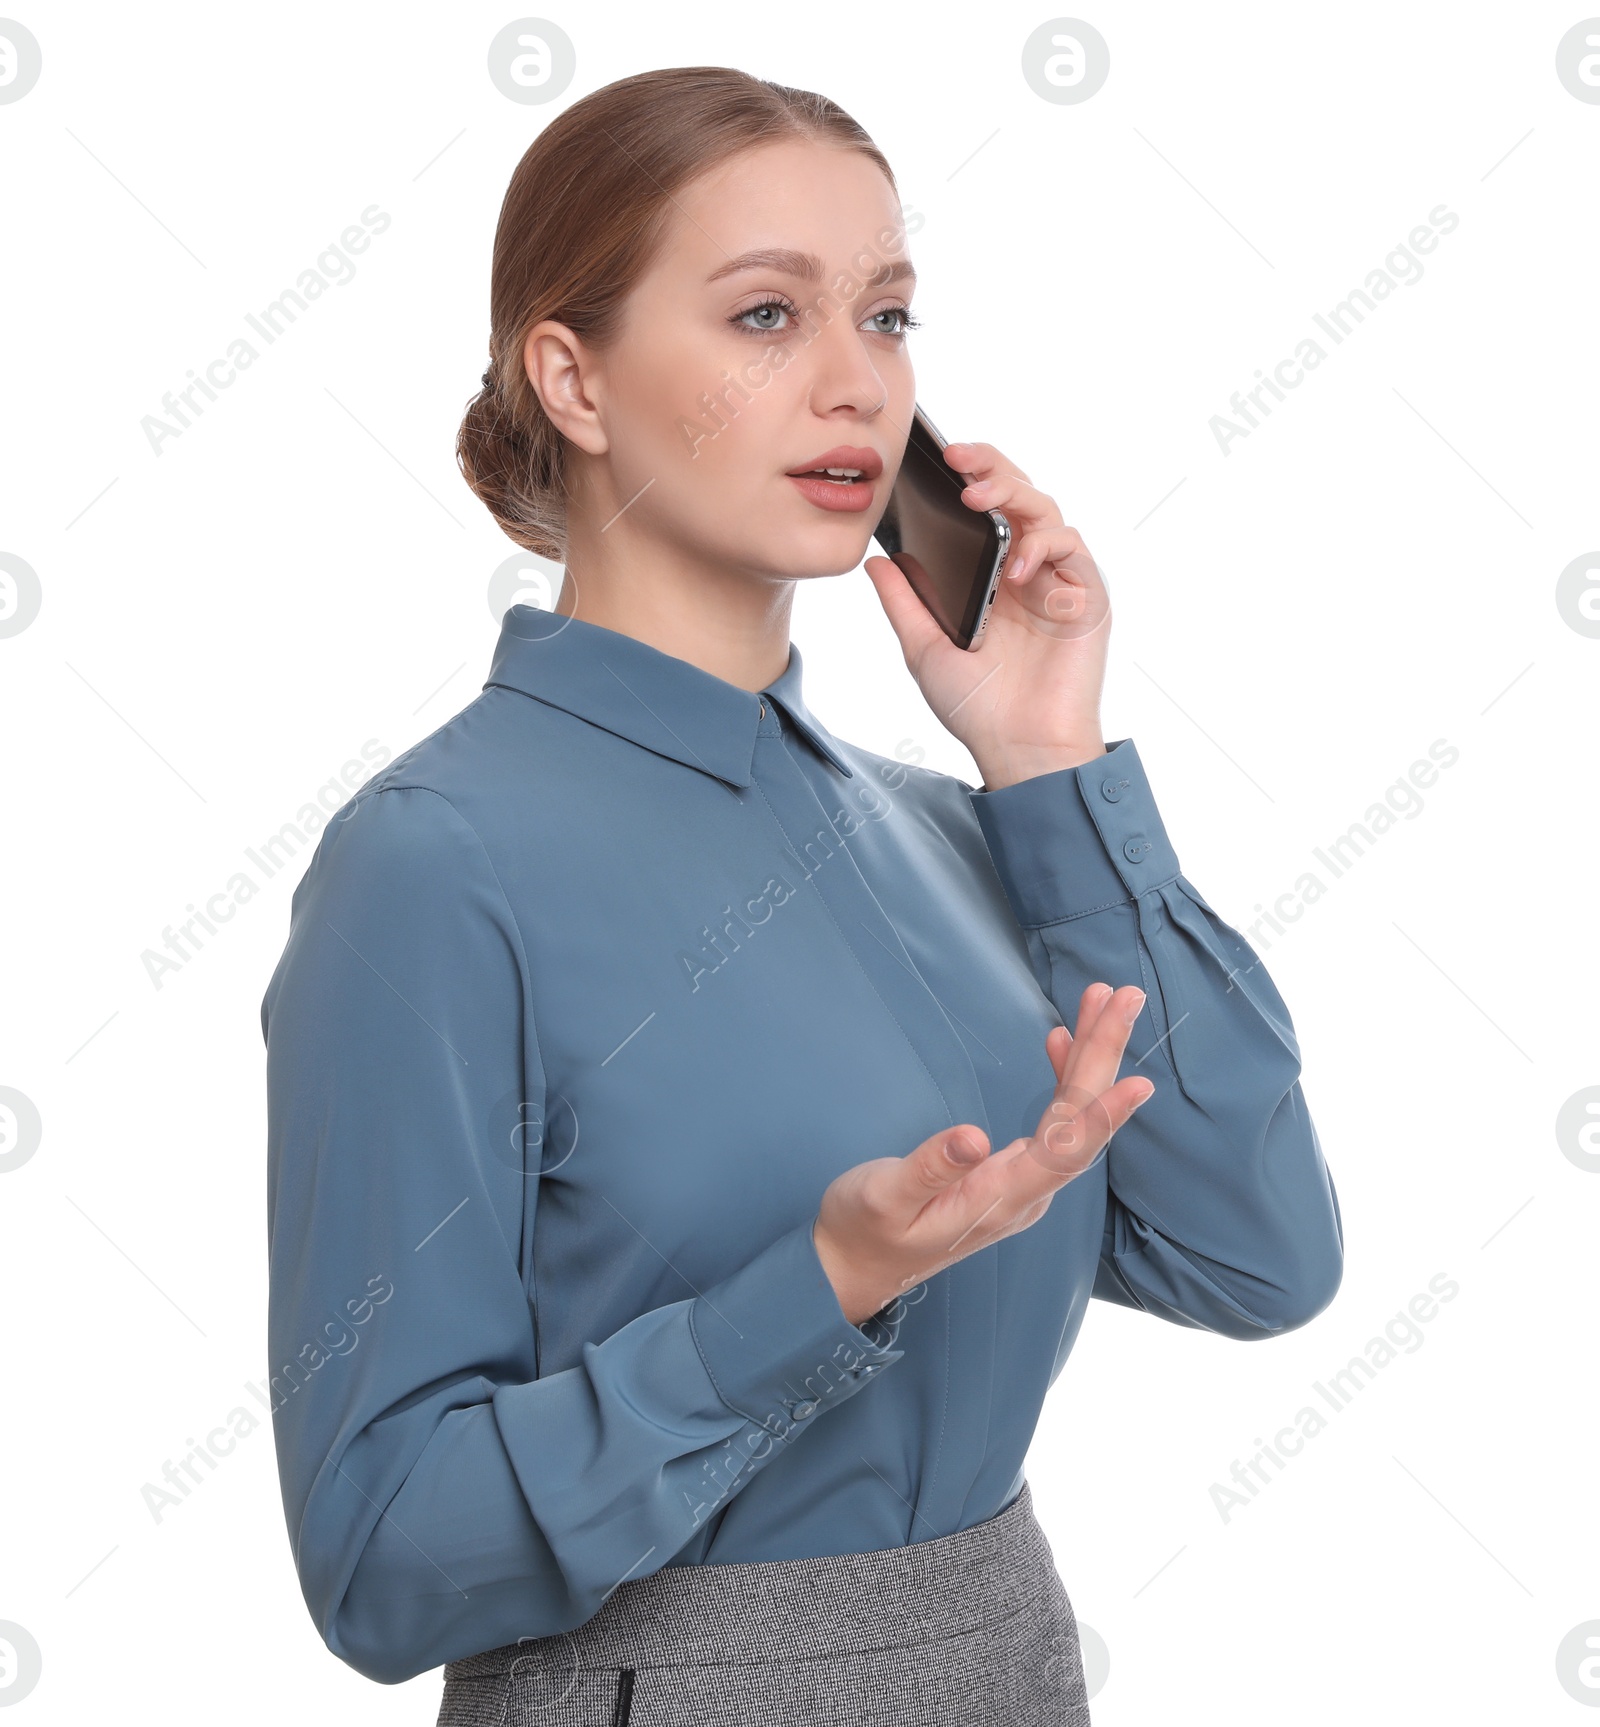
[434,1478,1090,1726]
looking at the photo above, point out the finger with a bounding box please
[1002,524,1089,586]
[975,1066,1150,1221]
[1001,539,1109,639]
[1044,1021,1073,1082]
[958,472,1064,533]
[1060,984,1146,1101]
[1038,986,1146,1138]
[889,1127,1028,1285]
[1003,548,1100,611]
[1030,1074,1153,1179]
[1065,981,1118,1056]
[899,988,1143,1251]
[998,990,1130,1178]
[1040,984,1113,1088]
[941,441,1032,487]
[918,1061,1147,1267]
[863,553,955,667]
[1035,993,1155,1162]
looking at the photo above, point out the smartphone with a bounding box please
[871,405,1012,652]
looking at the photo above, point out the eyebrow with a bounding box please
[706,247,916,288]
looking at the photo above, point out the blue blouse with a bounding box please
[261,605,1343,1685]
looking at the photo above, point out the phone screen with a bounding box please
[871,407,1010,651]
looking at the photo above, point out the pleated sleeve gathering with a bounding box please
[968,738,1344,1339]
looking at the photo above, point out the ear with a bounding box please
[523,320,607,457]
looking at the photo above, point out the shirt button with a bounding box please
[791,1399,818,1419]
[1101,777,1126,802]
[1124,836,1151,864]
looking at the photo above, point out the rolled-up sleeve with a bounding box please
[261,784,904,1685]
[967,738,1344,1340]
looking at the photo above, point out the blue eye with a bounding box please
[734,297,798,333]
[866,306,922,337]
[729,297,919,336]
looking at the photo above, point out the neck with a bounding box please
[554,512,795,693]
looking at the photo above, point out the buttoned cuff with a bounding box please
[967,737,1181,925]
[688,1217,904,1442]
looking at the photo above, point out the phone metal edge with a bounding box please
[913,405,1012,652]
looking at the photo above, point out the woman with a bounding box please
[262,66,1344,1725]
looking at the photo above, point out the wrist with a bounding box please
[974,739,1107,791]
[812,1219,893,1329]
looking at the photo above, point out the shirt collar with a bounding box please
[482,606,855,789]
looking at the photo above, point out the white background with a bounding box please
[2,2,1596,1722]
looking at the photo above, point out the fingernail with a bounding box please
[946,1136,984,1164]
[965,479,992,492]
[1132,1083,1154,1107]
[1123,989,1146,1024]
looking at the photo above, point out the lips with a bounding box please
[785,445,884,481]
[784,444,884,515]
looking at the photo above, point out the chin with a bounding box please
[780,521,877,572]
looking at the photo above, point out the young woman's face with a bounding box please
[574,136,917,582]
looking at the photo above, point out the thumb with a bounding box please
[864,553,948,664]
[904,1123,990,1196]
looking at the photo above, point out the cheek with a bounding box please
[612,344,693,435]
[885,365,917,421]
[709,360,791,456]
[667,346,799,486]
[612,339,738,474]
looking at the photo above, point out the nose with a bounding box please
[805,313,890,418]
